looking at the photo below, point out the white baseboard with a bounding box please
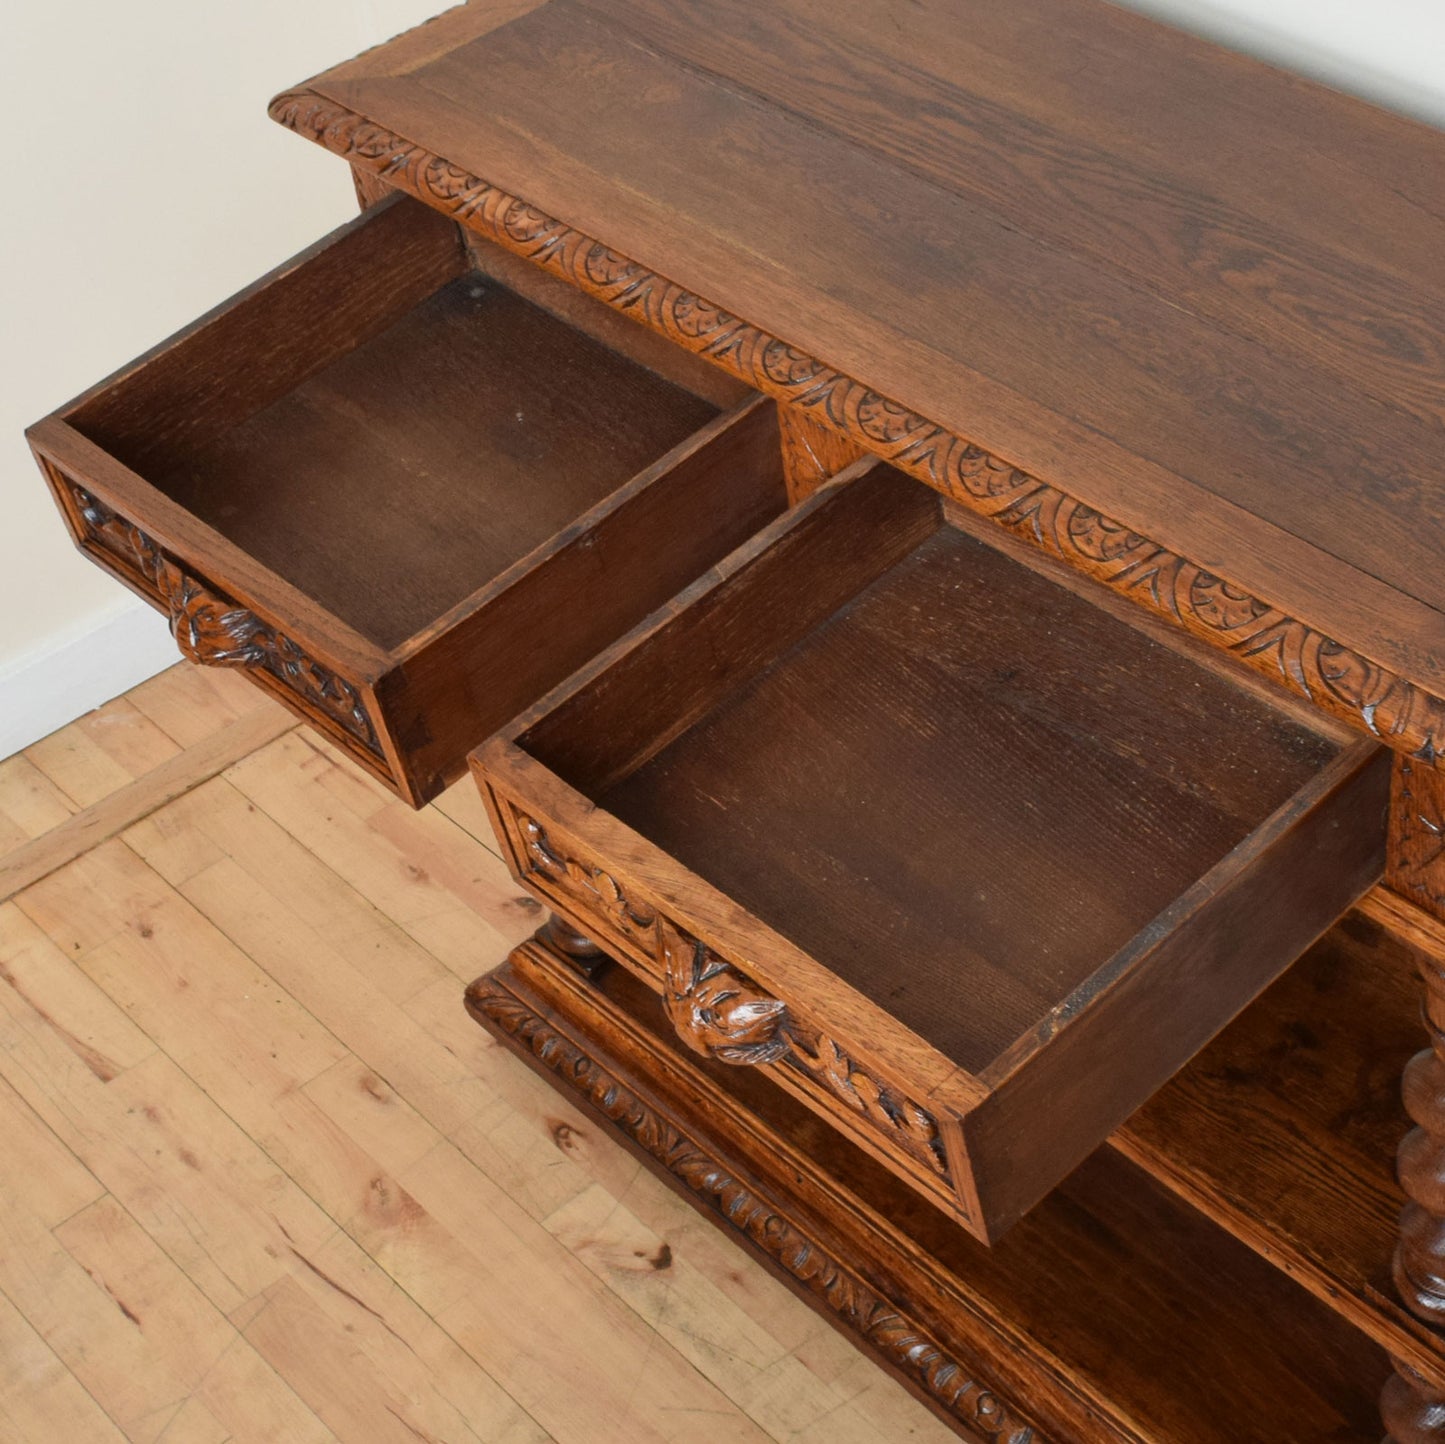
[0,602,180,760]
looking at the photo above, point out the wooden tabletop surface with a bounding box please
[303,0,1444,694]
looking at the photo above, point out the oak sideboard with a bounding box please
[28,2,1445,1439]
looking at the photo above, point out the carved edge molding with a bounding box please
[58,471,383,759]
[468,972,1040,1443]
[271,86,1445,767]
[510,806,951,1183]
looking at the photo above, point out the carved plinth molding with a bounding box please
[468,966,1040,1443]
[57,472,382,758]
[272,85,1445,766]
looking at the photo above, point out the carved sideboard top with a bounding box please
[271,0,1445,760]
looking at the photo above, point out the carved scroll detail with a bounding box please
[271,86,1445,765]
[658,920,949,1179]
[63,479,382,758]
[469,974,1038,1443]
[515,814,657,950]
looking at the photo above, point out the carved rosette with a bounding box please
[469,973,1038,1443]
[60,477,382,758]
[658,920,949,1180]
[269,86,1445,766]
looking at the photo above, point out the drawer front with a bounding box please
[29,195,785,808]
[484,782,967,1220]
[38,454,393,784]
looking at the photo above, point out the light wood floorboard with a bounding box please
[0,665,954,1444]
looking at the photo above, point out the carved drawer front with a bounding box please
[473,461,1391,1243]
[27,193,782,805]
[485,795,959,1215]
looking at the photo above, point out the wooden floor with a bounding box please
[0,665,954,1444]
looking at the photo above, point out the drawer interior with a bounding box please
[517,465,1359,1077]
[62,196,719,652]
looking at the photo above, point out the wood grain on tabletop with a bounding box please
[304,0,1445,695]
[0,670,956,1444]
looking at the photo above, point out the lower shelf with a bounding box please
[470,935,1387,1443]
[1115,888,1438,1385]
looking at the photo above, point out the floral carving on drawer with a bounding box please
[659,920,949,1180]
[58,475,382,758]
[514,813,658,950]
[661,923,791,1066]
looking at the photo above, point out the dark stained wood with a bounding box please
[285,0,1445,715]
[459,227,751,411]
[513,460,935,793]
[149,273,715,650]
[540,911,611,979]
[1390,755,1445,919]
[596,524,1343,1067]
[384,397,786,801]
[474,461,1389,1239]
[1384,1359,1445,1444]
[1111,892,1445,1387]
[28,193,779,805]
[586,0,1445,428]
[1383,759,1445,1443]
[470,934,1389,1443]
[270,81,1445,776]
[67,195,468,478]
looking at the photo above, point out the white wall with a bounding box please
[0,0,445,757]
[1110,0,1445,129]
[2,0,1441,758]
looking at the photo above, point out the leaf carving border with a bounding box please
[272,86,1445,765]
[658,919,952,1182]
[469,972,1040,1443]
[501,805,952,1186]
[55,467,383,760]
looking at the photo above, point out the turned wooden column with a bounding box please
[1386,756,1445,1437]
[1383,1360,1445,1444]
[540,912,611,981]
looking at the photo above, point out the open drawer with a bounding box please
[473,460,1390,1242]
[27,194,783,804]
